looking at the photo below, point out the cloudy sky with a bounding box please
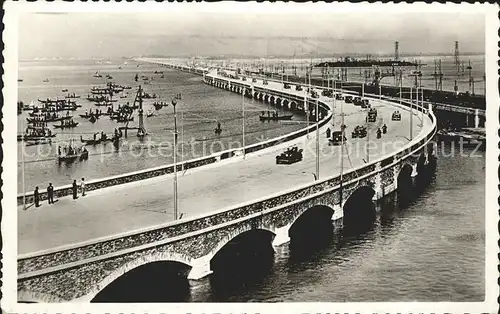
[19,11,485,59]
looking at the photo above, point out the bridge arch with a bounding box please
[207,226,276,263]
[288,204,336,232]
[342,185,376,228]
[80,251,193,302]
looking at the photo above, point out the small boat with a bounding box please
[65,93,80,99]
[18,133,56,142]
[93,71,102,78]
[57,146,88,163]
[25,138,53,146]
[153,101,167,110]
[62,89,68,92]
[80,134,114,145]
[53,119,79,129]
[116,116,134,123]
[26,115,72,123]
[42,78,50,83]
[18,79,23,82]
[259,114,293,121]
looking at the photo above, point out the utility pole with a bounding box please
[171,97,179,220]
[242,87,246,158]
[315,98,320,181]
[21,116,26,210]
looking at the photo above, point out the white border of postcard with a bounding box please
[2,1,499,313]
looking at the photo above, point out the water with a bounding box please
[17,59,306,191]
[93,144,485,302]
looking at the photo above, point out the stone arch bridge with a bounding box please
[17,70,437,303]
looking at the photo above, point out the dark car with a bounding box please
[276,146,303,164]
[345,95,353,103]
[329,131,347,146]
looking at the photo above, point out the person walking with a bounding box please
[72,180,78,199]
[47,183,54,204]
[81,178,86,197]
[34,186,40,208]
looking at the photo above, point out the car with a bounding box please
[252,78,257,83]
[322,90,333,97]
[345,95,353,103]
[284,83,291,89]
[329,131,347,146]
[351,126,367,139]
[335,93,344,100]
[296,85,303,91]
[353,96,362,106]
[276,146,303,164]
[392,111,402,121]
[361,99,370,108]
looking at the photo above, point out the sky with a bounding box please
[18,11,485,60]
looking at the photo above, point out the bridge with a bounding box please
[17,64,437,302]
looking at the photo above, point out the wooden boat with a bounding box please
[116,116,134,123]
[27,115,71,123]
[62,89,68,92]
[25,138,53,146]
[58,148,88,163]
[259,114,293,121]
[18,132,56,142]
[53,119,79,129]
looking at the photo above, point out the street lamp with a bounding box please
[171,97,179,220]
[242,87,246,158]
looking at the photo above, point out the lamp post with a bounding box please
[315,98,320,181]
[171,97,179,220]
[242,87,246,158]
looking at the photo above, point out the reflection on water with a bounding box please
[91,115,484,303]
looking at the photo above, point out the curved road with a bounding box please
[18,74,432,255]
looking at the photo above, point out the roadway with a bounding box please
[18,73,432,255]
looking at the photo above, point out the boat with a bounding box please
[153,101,167,110]
[80,134,114,145]
[259,114,293,121]
[116,116,134,123]
[18,79,23,82]
[26,115,72,123]
[25,138,53,146]
[65,93,80,99]
[18,125,56,142]
[62,89,68,92]
[42,78,49,83]
[89,115,97,123]
[146,108,155,117]
[53,119,79,129]
[57,144,88,163]
[93,71,102,78]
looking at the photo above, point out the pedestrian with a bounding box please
[34,186,40,207]
[72,179,78,199]
[81,177,86,196]
[47,183,54,204]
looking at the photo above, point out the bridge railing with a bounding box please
[17,87,436,276]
